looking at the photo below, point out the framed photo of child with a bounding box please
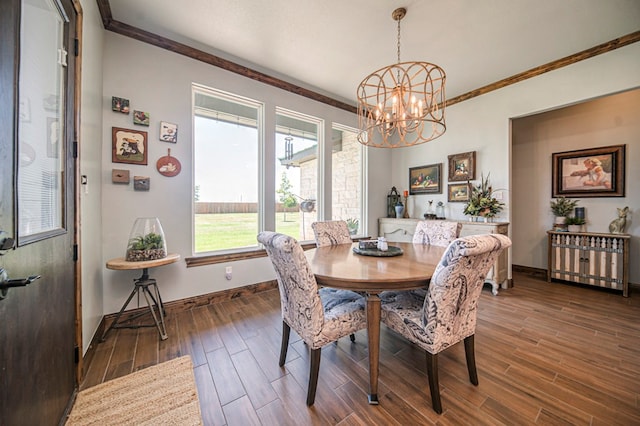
[552,144,625,197]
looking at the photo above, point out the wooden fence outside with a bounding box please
[195,202,298,214]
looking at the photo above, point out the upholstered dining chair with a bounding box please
[412,220,462,247]
[311,220,361,343]
[257,231,367,405]
[311,220,353,247]
[380,234,511,414]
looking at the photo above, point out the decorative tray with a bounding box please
[352,246,404,257]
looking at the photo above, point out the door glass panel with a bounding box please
[18,0,66,240]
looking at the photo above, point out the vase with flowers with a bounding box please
[463,173,504,222]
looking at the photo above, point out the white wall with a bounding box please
[99,32,388,315]
[79,0,105,354]
[512,89,640,281]
[390,43,640,281]
[90,25,639,345]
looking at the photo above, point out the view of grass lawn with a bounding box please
[195,212,301,252]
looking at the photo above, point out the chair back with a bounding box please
[412,220,462,247]
[311,220,352,247]
[257,231,324,339]
[420,234,511,352]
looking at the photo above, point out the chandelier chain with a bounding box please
[397,16,401,64]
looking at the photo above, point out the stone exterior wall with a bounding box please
[299,129,361,237]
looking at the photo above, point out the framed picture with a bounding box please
[448,151,476,181]
[409,163,442,195]
[112,127,148,165]
[448,182,471,202]
[552,144,625,197]
[111,96,130,114]
[134,176,150,191]
[159,121,178,143]
[133,110,150,126]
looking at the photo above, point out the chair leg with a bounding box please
[307,348,322,406]
[349,333,356,342]
[464,334,479,385]
[279,322,290,367]
[426,352,442,414]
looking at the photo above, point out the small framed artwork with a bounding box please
[159,121,178,143]
[112,127,148,165]
[112,169,130,184]
[448,151,476,181]
[134,176,150,191]
[448,182,471,202]
[111,96,130,114]
[552,144,625,198]
[409,163,442,195]
[133,110,150,126]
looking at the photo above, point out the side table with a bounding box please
[102,253,180,341]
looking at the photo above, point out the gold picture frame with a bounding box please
[448,151,476,182]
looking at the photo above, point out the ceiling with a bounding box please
[107,0,640,107]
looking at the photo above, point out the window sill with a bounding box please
[185,241,318,267]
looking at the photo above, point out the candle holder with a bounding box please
[403,196,410,218]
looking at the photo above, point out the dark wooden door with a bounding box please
[0,0,78,424]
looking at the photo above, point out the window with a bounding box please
[275,109,321,241]
[331,124,364,236]
[191,83,366,258]
[193,85,263,253]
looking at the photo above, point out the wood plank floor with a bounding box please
[82,273,640,425]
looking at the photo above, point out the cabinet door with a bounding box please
[378,219,418,242]
[460,222,509,287]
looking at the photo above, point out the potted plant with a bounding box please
[550,197,578,224]
[126,232,166,261]
[346,218,359,235]
[565,216,586,232]
[463,173,504,221]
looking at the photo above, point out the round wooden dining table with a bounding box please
[305,241,446,404]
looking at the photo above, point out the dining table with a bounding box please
[305,241,446,404]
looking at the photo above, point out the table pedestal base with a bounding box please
[101,268,168,341]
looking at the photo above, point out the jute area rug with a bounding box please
[66,356,202,425]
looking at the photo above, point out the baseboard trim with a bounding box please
[512,264,547,280]
[81,280,278,381]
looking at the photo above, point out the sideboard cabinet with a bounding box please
[547,231,630,297]
[378,218,510,292]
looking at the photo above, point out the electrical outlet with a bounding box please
[493,191,503,200]
[225,266,232,280]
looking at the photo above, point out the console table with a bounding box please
[547,231,630,297]
[379,218,510,292]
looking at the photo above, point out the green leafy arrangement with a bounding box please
[565,216,586,225]
[127,232,164,250]
[126,232,166,261]
[550,197,578,217]
[463,173,504,218]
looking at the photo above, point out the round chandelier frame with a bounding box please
[356,7,447,148]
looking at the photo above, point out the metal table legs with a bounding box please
[101,267,168,341]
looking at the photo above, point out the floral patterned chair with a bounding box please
[311,220,353,247]
[312,220,362,342]
[380,234,511,414]
[257,231,367,405]
[412,220,462,247]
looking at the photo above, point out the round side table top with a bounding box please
[106,253,181,271]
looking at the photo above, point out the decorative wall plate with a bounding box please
[156,148,181,177]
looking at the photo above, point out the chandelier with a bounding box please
[357,7,446,148]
